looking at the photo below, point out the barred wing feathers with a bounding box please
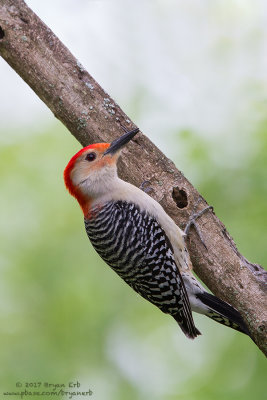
[85,201,200,339]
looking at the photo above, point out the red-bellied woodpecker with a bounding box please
[64,128,250,339]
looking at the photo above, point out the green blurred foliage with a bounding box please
[176,120,267,266]
[0,120,266,400]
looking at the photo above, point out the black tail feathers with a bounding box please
[197,291,251,337]
[173,311,201,339]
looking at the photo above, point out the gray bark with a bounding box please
[0,0,266,355]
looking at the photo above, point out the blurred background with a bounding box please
[0,0,266,399]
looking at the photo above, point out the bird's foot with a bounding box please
[139,180,153,194]
[184,205,213,250]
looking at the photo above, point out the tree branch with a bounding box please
[0,0,266,355]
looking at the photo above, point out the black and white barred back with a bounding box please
[84,200,200,338]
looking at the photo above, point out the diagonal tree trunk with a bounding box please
[0,0,266,355]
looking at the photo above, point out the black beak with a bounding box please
[104,128,139,156]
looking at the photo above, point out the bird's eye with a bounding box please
[85,152,96,162]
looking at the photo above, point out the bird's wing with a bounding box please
[127,213,200,338]
[85,200,200,338]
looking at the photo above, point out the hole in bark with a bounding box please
[20,16,29,24]
[19,12,29,24]
[0,26,5,39]
[78,70,84,80]
[172,187,188,208]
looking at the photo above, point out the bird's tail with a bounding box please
[196,291,250,336]
[172,309,201,339]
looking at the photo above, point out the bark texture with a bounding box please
[0,0,266,354]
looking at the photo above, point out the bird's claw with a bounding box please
[139,180,153,194]
[184,205,213,250]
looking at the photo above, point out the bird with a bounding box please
[64,128,250,339]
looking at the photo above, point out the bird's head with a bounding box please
[64,128,139,214]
